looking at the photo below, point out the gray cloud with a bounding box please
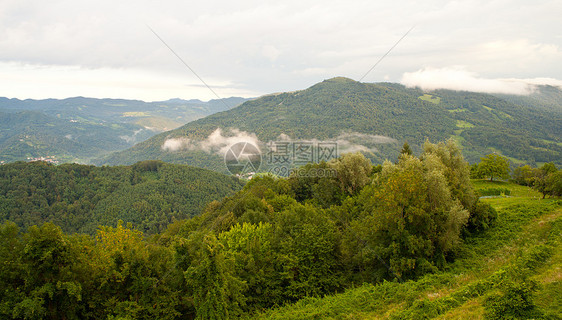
[0,0,561,100]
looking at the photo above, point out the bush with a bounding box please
[477,187,511,197]
[484,277,542,319]
[465,200,498,233]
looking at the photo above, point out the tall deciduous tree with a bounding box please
[329,152,372,196]
[478,154,510,181]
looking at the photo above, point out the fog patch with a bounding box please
[275,132,397,154]
[161,128,260,154]
[120,129,146,144]
[161,137,191,152]
[401,67,562,95]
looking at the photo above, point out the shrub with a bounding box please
[465,200,498,233]
[477,187,511,197]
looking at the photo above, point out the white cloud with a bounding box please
[335,132,398,154]
[275,132,397,155]
[401,67,562,95]
[162,128,260,154]
[199,128,261,155]
[161,137,191,151]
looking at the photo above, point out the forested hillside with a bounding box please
[0,160,244,234]
[253,181,562,319]
[5,140,558,319]
[0,110,152,163]
[98,78,562,171]
[0,96,247,163]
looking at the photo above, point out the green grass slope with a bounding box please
[251,181,562,319]
[98,78,562,170]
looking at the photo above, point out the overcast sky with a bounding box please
[1,0,561,101]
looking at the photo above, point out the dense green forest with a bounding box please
[98,78,562,170]
[0,160,244,234]
[0,96,247,163]
[4,140,559,319]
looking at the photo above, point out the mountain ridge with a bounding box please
[0,96,249,163]
[97,78,562,171]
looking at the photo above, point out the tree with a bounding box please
[422,139,476,209]
[478,154,510,181]
[396,142,413,163]
[329,152,372,196]
[184,233,246,320]
[400,142,413,156]
[512,165,536,186]
[533,163,559,198]
[546,171,562,197]
[347,153,469,280]
[14,223,83,320]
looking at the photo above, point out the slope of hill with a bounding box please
[0,160,244,234]
[1,143,560,319]
[252,180,562,319]
[98,77,562,171]
[0,110,150,163]
[0,96,248,163]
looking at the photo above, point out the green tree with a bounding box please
[329,152,372,196]
[396,142,413,163]
[218,223,283,309]
[184,233,246,320]
[400,142,413,156]
[478,154,510,181]
[15,223,83,320]
[422,139,476,209]
[512,165,537,186]
[534,163,559,198]
[546,170,562,197]
[346,154,469,280]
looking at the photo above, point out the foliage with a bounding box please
[253,182,562,319]
[513,165,537,186]
[465,200,497,233]
[399,141,413,157]
[185,233,246,320]
[344,145,471,280]
[484,271,541,320]
[477,153,511,181]
[0,161,243,234]
[2,140,559,319]
[328,152,372,196]
[511,162,562,199]
[546,170,562,197]
[477,187,511,196]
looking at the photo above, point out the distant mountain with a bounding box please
[0,96,248,163]
[98,77,562,172]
